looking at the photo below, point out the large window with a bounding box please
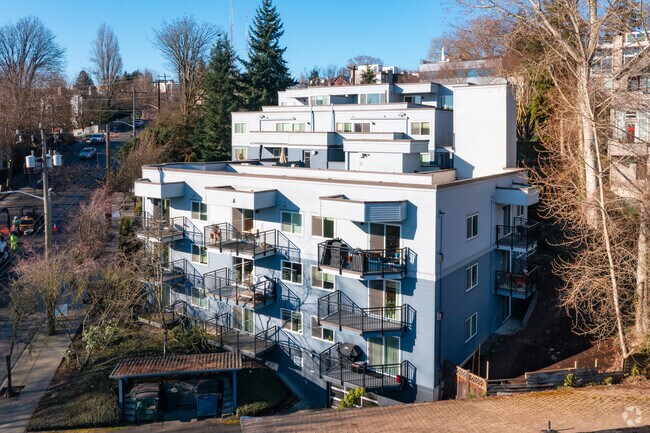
[234,257,253,285]
[359,93,386,104]
[311,316,334,342]
[310,95,330,106]
[276,122,306,132]
[368,280,400,320]
[311,266,334,290]
[411,121,431,136]
[466,263,478,291]
[465,313,478,342]
[233,306,254,334]
[191,287,207,308]
[234,122,248,134]
[191,244,208,265]
[282,308,302,333]
[191,201,208,221]
[368,336,399,365]
[336,122,352,133]
[353,122,371,133]
[282,261,303,284]
[466,214,479,240]
[312,216,334,238]
[233,147,248,160]
[281,211,302,234]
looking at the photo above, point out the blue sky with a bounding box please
[0,0,452,82]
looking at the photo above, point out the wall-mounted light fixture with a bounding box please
[436,311,444,321]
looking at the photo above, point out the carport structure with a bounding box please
[110,352,243,414]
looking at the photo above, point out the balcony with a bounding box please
[202,313,278,358]
[318,291,409,334]
[318,239,408,279]
[495,218,540,253]
[495,266,538,299]
[319,343,413,392]
[204,223,277,259]
[204,268,276,308]
[133,179,185,199]
[134,212,184,243]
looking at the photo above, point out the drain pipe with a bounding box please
[435,209,445,399]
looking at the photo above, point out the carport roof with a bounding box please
[110,352,243,380]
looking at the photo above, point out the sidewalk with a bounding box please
[0,317,81,433]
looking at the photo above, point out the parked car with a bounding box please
[135,119,145,128]
[86,133,106,144]
[79,147,97,159]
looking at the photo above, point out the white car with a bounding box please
[79,147,97,159]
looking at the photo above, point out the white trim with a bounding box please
[310,315,334,342]
[366,335,401,365]
[281,260,303,285]
[310,214,336,239]
[191,200,208,221]
[280,211,303,236]
[311,265,335,291]
[465,312,478,343]
[281,308,303,334]
[466,213,479,240]
[191,244,208,266]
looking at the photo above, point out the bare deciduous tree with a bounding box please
[152,17,218,116]
[90,23,123,104]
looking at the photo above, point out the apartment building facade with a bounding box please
[133,81,539,407]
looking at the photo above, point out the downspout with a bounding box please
[435,209,445,399]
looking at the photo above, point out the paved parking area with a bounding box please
[242,384,650,433]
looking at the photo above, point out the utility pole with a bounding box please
[39,122,51,259]
[127,86,147,138]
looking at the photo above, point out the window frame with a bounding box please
[310,315,334,342]
[233,147,248,160]
[466,213,479,240]
[191,201,208,221]
[410,121,431,136]
[465,313,478,342]
[281,308,303,334]
[191,286,208,308]
[353,122,371,133]
[465,263,478,292]
[281,260,303,285]
[311,215,335,239]
[234,122,248,134]
[281,211,303,235]
[191,244,208,265]
[311,265,335,291]
[336,122,352,133]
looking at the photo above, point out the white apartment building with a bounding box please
[133,81,539,407]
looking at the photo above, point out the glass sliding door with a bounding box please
[232,208,254,232]
[368,336,400,366]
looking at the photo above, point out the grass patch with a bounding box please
[28,324,218,431]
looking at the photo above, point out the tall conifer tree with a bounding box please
[196,32,241,161]
[243,0,294,109]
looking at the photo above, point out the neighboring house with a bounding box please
[133,80,539,407]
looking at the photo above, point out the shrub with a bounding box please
[237,402,271,417]
[338,387,365,409]
[602,376,614,385]
[561,373,575,389]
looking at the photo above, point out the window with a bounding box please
[191,201,208,221]
[233,306,254,333]
[310,95,330,106]
[234,122,248,134]
[359,93,386,104]
[465,313,478,342]
[192,244,207,265]
[311,316,334,342]
[411,121,431,136]
[293,123,306,132]
[421,152,432,166]
[466,214,479,240]
[233,208,254,232]
[439,95,453,110]
[276,122,305,132]
[191,287,207,308]
[234,257,253,285]
[368,280,401,320]
[466,263,478,291]
[368,336,399,365]
[336,122,352,133]
[234,147,248,160]
[405,95,422,104]
[515,205,525,218]
[281,211,302,234]
[282,308,302,333]
[271,148,283,158]
[353,122,371,133]
[282,261,302,284]
[312,216,334,238]
[311,266,334,290]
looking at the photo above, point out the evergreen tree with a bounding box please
[360,66,376,84]
[243,0,294,109]
[196,32,241,161]
[75,70,94,95]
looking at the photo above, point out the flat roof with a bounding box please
[109,353,243,380]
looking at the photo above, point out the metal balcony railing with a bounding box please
[495,218,540,251]
[318,291,408,334]
[319,343,412,391]
[495,266,539,299]
[318,238,408,278]
[204,267,276,307]
[202,312,278,358]
[204,222,277,258]
[134,211,184,242]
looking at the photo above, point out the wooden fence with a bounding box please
[455,366,487,399]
